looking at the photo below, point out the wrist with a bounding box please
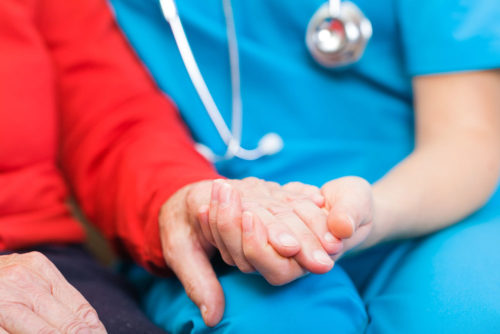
[357,185,394,250]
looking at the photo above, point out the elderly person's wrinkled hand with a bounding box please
[158,177,343,327]
[0,252,107,334]
[199,178,344,281]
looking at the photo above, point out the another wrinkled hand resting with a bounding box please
[0,252,107,334]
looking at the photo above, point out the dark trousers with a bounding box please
[1,244,167,334]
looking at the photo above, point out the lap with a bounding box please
[358,216,500,334]
[144,263,367,334]
[143,215,500,334]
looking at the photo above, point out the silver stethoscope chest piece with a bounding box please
[306,1,372,67]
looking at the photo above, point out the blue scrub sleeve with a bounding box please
[397,0,500,76]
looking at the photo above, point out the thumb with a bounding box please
[321,177,373,239]
[162,225,225,327]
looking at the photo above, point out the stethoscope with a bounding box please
[159,0,372,162]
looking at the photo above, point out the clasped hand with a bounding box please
[159,176,373,326]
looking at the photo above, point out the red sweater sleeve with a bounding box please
[38,0,220,273]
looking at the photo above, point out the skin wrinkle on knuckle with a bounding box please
[1,253,20,266]
[1,264,27,281]
[215,215,233,234]
[37,327,58,334]
[0,264,46,293]
[29,291,50,315]
[220,252,235,266]
[242,242,259,262]
[266,272,293,286]
[76,304,99,327]
[237,263,254,273]
[23,252,49,266]
[60,318,91,334]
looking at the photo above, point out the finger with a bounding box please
[198,205,215,246]
[216,187,255,273]
[0,327,8,334]
[27,291,95,334]
[247,205,301,258]
[15,252,106,332]
[271,210,334,274]
[0,303,59,334]
[282,182,325,207]
[321,178,373,239]
[241,212,306,286]
[209,181,235,266]
[327,211,357,239]
[292,199,344,255]
[162,226,225,327]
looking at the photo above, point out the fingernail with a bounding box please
[242,211,253,236]
[278,233,299,247]
[219,183,232,205]
[200,304,209,321]
[324,232,336,243]
[313,250,333,266]
[314,194,325,205]
[347,215,356,232]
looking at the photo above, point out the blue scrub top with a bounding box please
[110,0,500,218]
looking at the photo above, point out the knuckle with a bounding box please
[37,327,58,334]
[266,273,292,286]
[266,181,280,190]
[61,318,91,334]
[23,251,49,266]
[0,264,32,287]
[1,252,20,264]
[215,217,234,234]
[243,177,259,184]
[30,292,49,314]
[242,242,259,262]
[237,262,255,273]
[304,184,320,194]
[285,181,301,189]
[76,304,100,327]
[220,251,235,266]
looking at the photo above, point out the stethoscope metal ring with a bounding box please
[306,1,372,68]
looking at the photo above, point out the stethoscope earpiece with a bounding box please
[306,1,372,68]
[257,133,284,156]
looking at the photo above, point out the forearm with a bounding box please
[41,0,221,272]
[364,132,500,248]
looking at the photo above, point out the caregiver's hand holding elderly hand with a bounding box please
[159,176,374,326]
